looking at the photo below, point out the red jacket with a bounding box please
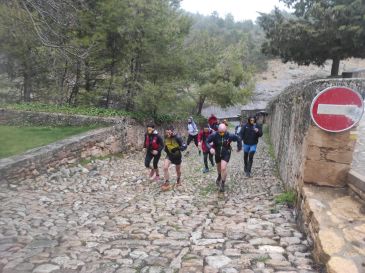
[198,129,213,153]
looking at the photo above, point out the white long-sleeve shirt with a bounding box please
[187,123,198,136]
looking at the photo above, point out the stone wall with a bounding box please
[267,78,365,189]
[0,126,125,185]
[268,78,365,273]
[0,109,188,185]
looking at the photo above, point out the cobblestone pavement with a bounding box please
[0,138,320,273]
[352,109,365,176]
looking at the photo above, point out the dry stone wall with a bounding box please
[0,109,187,185]
[267,78,365,189]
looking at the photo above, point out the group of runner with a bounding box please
[143,114,263,192]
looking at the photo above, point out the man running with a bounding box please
[162,126,187,190]
[239,116,263,177]
[144,124,164,181]
[198,124,215,173]
[206,123,242,192]
[186,117,201,155]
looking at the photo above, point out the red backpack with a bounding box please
[145,135,160,150]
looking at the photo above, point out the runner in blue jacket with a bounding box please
[239,116,263,177]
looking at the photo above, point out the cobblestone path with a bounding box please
[0,138,320,273]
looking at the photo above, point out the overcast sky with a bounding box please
[180,0,289,22]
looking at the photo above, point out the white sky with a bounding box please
[180,0,289,22]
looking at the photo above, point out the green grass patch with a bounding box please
[275,190,296,206]
[0,125,97,158]
[256,255,270,263]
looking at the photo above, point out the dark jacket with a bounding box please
[144,131,164,152]
[240,118,263,145]
[206,132,242,153]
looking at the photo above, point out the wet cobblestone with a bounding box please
[0,138,320,273]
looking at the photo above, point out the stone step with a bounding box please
[348,169,365,200]
[298,184,365,273]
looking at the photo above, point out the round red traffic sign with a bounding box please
[310,86,364,132]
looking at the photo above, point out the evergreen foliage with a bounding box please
[0,1,268,119]
[258,0,365,76]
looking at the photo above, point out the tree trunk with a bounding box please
[85,60,92,92]
[68,60,81,105]
[23,69,32,102]
[60,60,68,101]
[106,57,116,108]
[196,95,206,115]
[331,57,340,76]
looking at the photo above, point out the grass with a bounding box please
[256,255,270,263]
[0,125,97,158]
[275,190,297,207]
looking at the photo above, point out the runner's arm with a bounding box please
[230,133,242,151]
[205,133,215,150]
[176,135,187,151]
[157,135,164,152]
[256,125,263,137]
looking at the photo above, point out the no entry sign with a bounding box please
[310,86,364,132]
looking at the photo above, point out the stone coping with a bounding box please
[298,184,365,273]
[348,170,365,201]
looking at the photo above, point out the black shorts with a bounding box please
[166,152,182,165]
[215,149,231,163]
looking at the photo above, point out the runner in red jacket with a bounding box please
[198,124,215,173]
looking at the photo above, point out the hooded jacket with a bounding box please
[187,117,198,136]
[239,117,263,145]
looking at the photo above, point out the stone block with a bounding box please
[303,160,349,187]
[306,126,357,150]
[327,256,359,273]
[305,146,321,161]
[325,149,354,164]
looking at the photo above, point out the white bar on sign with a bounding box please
[317,104,362,121]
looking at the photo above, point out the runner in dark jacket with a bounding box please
[206,123,242,192]
[144,124,164,181]
[162,126,187,190]
[239,116,263,177]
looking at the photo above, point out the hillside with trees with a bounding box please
[0,0,268,120]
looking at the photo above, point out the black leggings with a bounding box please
[145,151,161,169]
[244,152,255,172]
[203,152,214,169]
[187,134,198,147]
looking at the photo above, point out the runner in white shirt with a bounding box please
[186,117,201,155]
